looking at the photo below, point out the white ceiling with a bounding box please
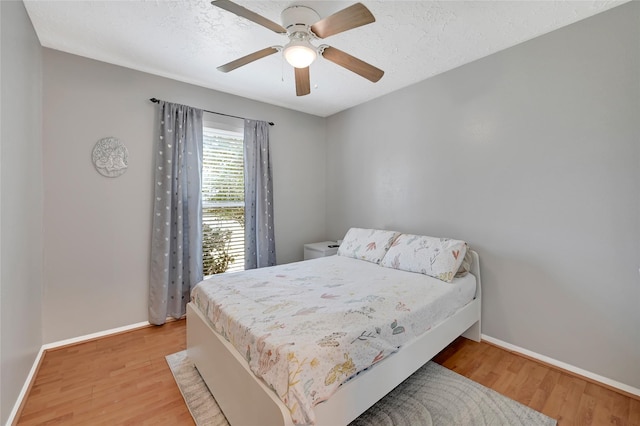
[24,0,627,117]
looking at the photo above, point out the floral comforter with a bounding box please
[191,255,476,424]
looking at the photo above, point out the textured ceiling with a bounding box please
[24,0,627,117]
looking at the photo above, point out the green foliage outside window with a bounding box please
[203,224,234,275]
[202,207,245,275]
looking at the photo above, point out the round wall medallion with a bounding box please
[92,137,128,178]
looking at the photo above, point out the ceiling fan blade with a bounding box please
[311,3,375,39]
[217,47,279,73]
[295,67,311,96]
[321,46,384,83]
[211,0,286,34]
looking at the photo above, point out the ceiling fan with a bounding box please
[212,0,384,96]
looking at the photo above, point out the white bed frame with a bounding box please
[187,250,482,426]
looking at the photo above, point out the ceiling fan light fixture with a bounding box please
[283,40,317,68]
[212,0,384,96]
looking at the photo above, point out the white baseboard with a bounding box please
[42,321,151,350]
[482,334,640,398]
[5,321,151,426]
[5,346,45,426]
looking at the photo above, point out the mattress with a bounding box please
[191,255,477,424]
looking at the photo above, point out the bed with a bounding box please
[187,230,482,426]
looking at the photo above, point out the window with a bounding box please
[202,125,245,274]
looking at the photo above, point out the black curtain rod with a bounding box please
[149,98,274,126]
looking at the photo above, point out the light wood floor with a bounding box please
[16,319,640,425]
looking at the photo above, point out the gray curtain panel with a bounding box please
[149,101,203,325]
[244,119,276,269]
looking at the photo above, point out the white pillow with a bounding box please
[337,228,400,264]
[380,234,468,283]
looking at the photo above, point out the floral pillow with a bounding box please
[380,234,468,283]
[337,228,401,264]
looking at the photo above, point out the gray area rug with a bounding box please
[166,351,557,426]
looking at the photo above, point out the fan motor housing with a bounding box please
[281,5,320,36]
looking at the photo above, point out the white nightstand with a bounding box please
[304,241,339,260]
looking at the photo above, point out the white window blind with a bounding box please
[202,126,245,274]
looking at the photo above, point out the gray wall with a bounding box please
[42,49,327,343]
[326,3,640,389]
[0,1,44,423]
